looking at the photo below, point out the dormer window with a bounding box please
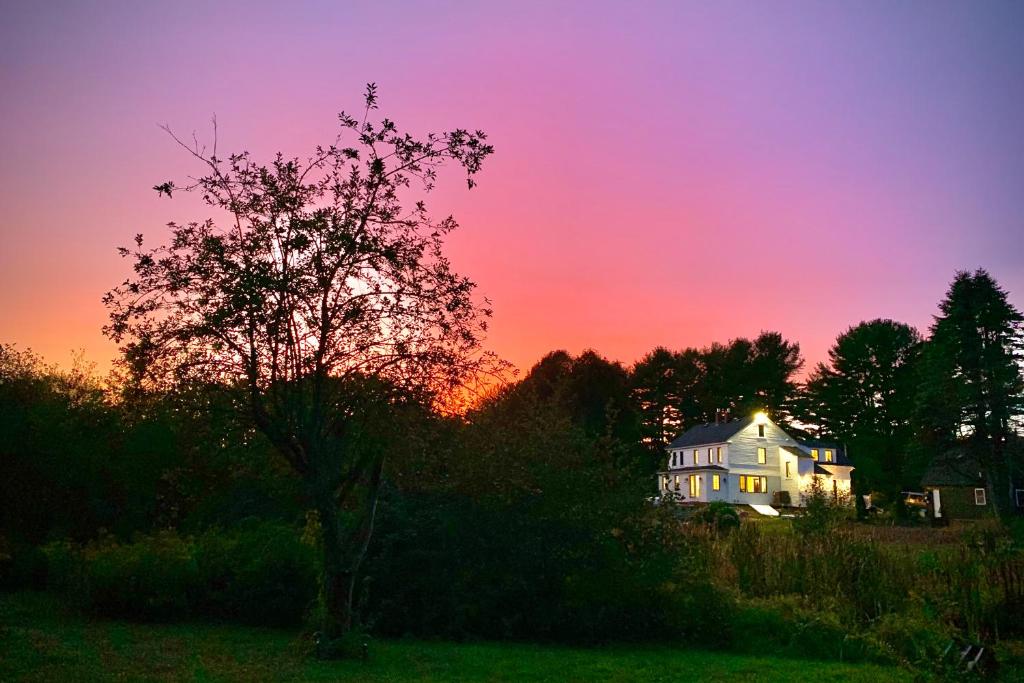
[825,450,833,463]
[716,447,722,463]
[811,449,819,461]
[707,448,713,464]
[693,449,698,465]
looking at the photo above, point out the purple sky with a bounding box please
[2,1,1022,375]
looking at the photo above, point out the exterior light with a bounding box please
[754,411,768,425]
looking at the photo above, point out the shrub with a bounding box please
[792,476,850,536]
[730,596,879,662]
[194,521,318,626]
[0,538,48,590]
[867,610,955,669]
[44,523,317,625]
[688,502,740,534]
[78,531,198,620]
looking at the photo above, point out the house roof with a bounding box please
[797,440,852,466]
[667,417,752,449]
[922,448,985,487]
[659,465,728,474]
[781,445,812,459]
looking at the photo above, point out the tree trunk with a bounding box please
[315,500,358,658]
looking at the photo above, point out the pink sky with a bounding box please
[2,2,1022,377]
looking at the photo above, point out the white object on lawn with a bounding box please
[749,504,780,517]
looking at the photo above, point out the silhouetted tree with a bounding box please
[693,333,802,425]
[630,347,698,448]
[802,319,922,496]
[913,270,1024,514]
[104,85,498,654]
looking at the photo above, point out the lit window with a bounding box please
[663,475,670,490]
[738,476,767,493]
[975,488,986,506]
[785,461,791,479]
[712,474,720,491]
[758,424,765,438]
[811,449,819,461]
[825,450,833,463]
[716,447,722,463]
[757,447,766,464]
[689,475,698,498]
[741,479,765,493]
[708,448,713,464]
[674,475,680,491]
[693,450,698,465]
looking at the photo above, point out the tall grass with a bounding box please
[691,520,1024,643]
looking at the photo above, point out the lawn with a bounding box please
[0,592,910,682]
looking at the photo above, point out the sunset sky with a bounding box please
[2,1,1022,377]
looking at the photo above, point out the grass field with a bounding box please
[0,592,912,682]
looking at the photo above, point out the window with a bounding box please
[712,474,720,491]
[785,461,791,479]
[757,447,767,464]
[739,475,767,493]
[825,450,833,463]
[674,475,680,491]
[663,475,670,490]
[693,449,698,465]
[758,424,765,438]
[811,449,819,461]
[708,448,713,464]
[975,488,987,506]
[716,447,722,463]
[689,475,700,498]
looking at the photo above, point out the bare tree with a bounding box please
[104,85,500,655]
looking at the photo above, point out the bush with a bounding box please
[43,522,317,625]
[688,502,740,534]
[867,611,955,668]
[730,596,878,662]
[363,492,731,645]
[194,522,318,626]
[78,531,198,620]
[0,538,48,590]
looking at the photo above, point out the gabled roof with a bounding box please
[922,448,985,487]
[781,445,812,459]
[797,440,852,466]
[667,417,752,449]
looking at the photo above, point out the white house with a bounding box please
[657,412,853,508]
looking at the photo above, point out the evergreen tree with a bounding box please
[802,319,922,495]
[915,270,1024,513]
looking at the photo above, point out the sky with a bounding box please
[2,1,1023,377]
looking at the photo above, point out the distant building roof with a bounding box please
[922,448,985,487]
[667,417,753,449]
